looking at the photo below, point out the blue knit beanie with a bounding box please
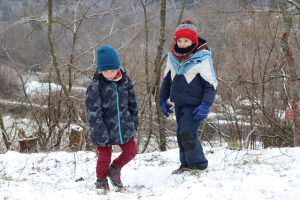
[96,45,120,72]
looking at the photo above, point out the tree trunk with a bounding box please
[69,127,84,151]
[279,0,300,147]
[18,129,38,153]
[0,108,11,150]
[154,0,167,151]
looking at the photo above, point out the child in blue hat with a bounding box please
[86,45,138,190]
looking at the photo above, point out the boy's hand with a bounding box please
[132,116,138,131]
[160,98,173,117]
[192,102,211,122]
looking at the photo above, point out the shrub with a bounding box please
[0,65,20,99]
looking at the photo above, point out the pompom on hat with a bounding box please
[96,45,120,72]
[174,19,198,44]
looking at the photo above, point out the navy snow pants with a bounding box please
[175,104,208,169]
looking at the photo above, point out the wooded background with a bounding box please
[1,0,300,153]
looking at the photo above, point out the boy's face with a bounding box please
[176,38,193,48]
[102,69,118,80]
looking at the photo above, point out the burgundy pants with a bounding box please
[96,139,138,180]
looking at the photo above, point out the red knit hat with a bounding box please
[174,19,198,44]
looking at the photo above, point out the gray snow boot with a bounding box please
[172,166,207,174]
[95,178,110,190]
[171,167,191,174]
[108,164,123,188]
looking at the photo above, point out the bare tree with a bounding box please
[278,0,300,147]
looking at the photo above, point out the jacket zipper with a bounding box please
[112,82,123,144]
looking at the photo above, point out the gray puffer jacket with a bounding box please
[85,69,138,146]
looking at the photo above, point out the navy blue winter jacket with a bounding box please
[160,49,217,106]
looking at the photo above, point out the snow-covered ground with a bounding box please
[0,146,299,200]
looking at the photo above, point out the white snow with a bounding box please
[0,146,299,200]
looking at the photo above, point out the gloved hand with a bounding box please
[192,102,211,122]
[160,98,173,117]
[132,116,138,131]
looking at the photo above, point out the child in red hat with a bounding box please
[159,19,218,174]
